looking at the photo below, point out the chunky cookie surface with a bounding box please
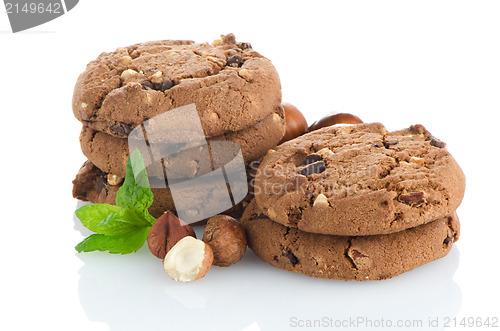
[72,161,252,220]
[254,123,465,236]
[73,34,281,138]
[80,107,285,179]
[242,199,459,281]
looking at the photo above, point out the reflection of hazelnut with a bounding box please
[107,174,123,186]
[163,236,213,282]
[202,215,247,267]
[308,113,363,132]
[280,103,308,143]
[147,211,196,259]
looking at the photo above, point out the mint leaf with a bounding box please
[75,227,150,254]
[115,149,155,224]
[75,149,158,254]
[76,204,150,236]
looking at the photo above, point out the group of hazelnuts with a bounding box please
[148,103,363,282]
[147,211,245,282]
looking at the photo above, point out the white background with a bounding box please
[1,1,499,330]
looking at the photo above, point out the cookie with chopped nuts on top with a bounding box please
[241,199,460,281]
[72,33,282,138]
[254,123,465,236]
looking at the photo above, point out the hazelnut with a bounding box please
[147,211,196,259]
[308,113,363,132]
[202,215,247,267]
[279,103,308,143]
[163,236,214,282]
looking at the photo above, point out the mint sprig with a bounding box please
[75,149,155,254]
[115,149,156,225]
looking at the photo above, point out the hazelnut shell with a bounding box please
[147,211,196,259]
[280,103,308,143]
[202,215,247,267]
[308,113,363,132]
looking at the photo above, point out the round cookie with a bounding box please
[254,123,465,236]
[72,161,253,220]
[241,199,460,281]
[73,34,281,138]
[72,161,175,218]
[80,107,285,179]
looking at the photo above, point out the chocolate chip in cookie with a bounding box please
[302,154,323,165]
[429,137,446,148]
[160,78,174,91]
[237,42,252,50]
[141,80,154,90]
[282,248,299,266]
[398,192,426,207]
[298,161,326,176]
[226,55,244,68]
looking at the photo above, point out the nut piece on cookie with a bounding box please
[106,174,123,186]
[120,69,138,81]
[202,215,247,267]
[313,193,330,207]
[163,236,213,282]
[238,68,251,80]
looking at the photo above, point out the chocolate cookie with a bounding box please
[79,107,285,179]
[73,161,252,220]
[254,123,465,236]
[241,199,460,281]
[73,34,281,138]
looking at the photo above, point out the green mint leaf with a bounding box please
[76,204,150,236]
[116,149,155,224]
[75,227,150,254]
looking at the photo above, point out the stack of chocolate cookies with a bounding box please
[242,123,465,280]
[72,34,285,218]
